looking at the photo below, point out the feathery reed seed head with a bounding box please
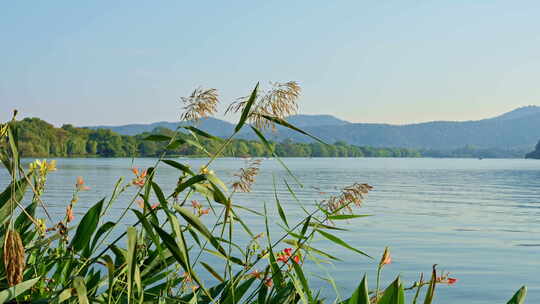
[323,183,373,215]
[180,88,219,122]
[232,158,262,193]
[3,229,25,287]
[226,81,301,130]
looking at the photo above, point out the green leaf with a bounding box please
[90,221,115,252]
[205,172,228,195]
[144,134,171,142]
[151,223,189,271]
[316,229,371,258]
[0,277,40,304]
[174,175,207,195]
[132,210,163,256]
[273,176,288,228]
[235,83,259,132]
[260,114,327,144]
[292,260,313,303]
[166,138,187,150]
[0,173,30,209]
[300,216,311,237]
[126,227,137,304]
[507,286,527,304]
[283,239,341,261]
[183,126,221,141]
[250,125,274,153]
[73,276,90,304]
[328,214,372,221]
[71,198,104,252]
[173,206,226,255]
[201,262,224,282]
[423,266,437,304]
[6,125,19,172]
[162,159,195,176]
[257,282,269,304]
[348,275,370,304]
[264,204,283,288]
[250,125,303,187]
[152,223,211,299]
[378,277,405,304]
[57,288,73,303]
[222,277,257,304]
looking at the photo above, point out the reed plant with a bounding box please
[0,83,527,303]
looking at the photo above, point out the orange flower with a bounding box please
[66,205,74,222]
[198,208,210,216]
[137,199,159,210]
[277,254,288,263]
[250,270,263,279]
[75,176,90,191]
[191,200,202,209]
[276,248,299,263]
[264,278,273,287]
[131,168,148,188]
[379,247,391,266]
[283,248,293,256]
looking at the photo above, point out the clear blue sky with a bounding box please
[2,1,540,126]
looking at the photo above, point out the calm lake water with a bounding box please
[2,157,539,303]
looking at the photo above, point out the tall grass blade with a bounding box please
[316,229,371,258]
[70,198,104,252]
[378,277,405,304]
[73,276,90,304]
[507,286,527,304]
[423,266,437,304]
[235,83,259,132]
[348,275,370,304]
[0,277,40,304]
[127,227,137,304]
[260,114,327,144]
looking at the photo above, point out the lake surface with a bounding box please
[2,157,539,303]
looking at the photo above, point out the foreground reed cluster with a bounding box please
[0,84,527,303]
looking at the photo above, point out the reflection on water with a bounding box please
[1,157,539,303]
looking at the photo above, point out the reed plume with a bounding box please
[226,81,301,130]
[232,158,262,193]
[3,229,25,287]
[180,88,219,122]
[322,183,373,215]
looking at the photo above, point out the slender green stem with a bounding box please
[375,266,382,302]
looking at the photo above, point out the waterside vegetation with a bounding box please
[0,82,528,303]
[6,117,421,158]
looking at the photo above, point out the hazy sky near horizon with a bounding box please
[2,1,540,126]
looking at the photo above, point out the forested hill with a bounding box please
[86,106,540,152]
[4,117,421,158]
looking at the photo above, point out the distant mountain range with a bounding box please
[86,106,540,151]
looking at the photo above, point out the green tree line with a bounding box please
[7,117,422,158]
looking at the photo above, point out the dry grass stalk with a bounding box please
[3,229,25,287]
[232,158,262,193]
[226,81,301,130]
[180,88,219,122]
[322,183,373,215]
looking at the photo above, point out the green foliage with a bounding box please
[0,84,527,303]
[4,117,421,158]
